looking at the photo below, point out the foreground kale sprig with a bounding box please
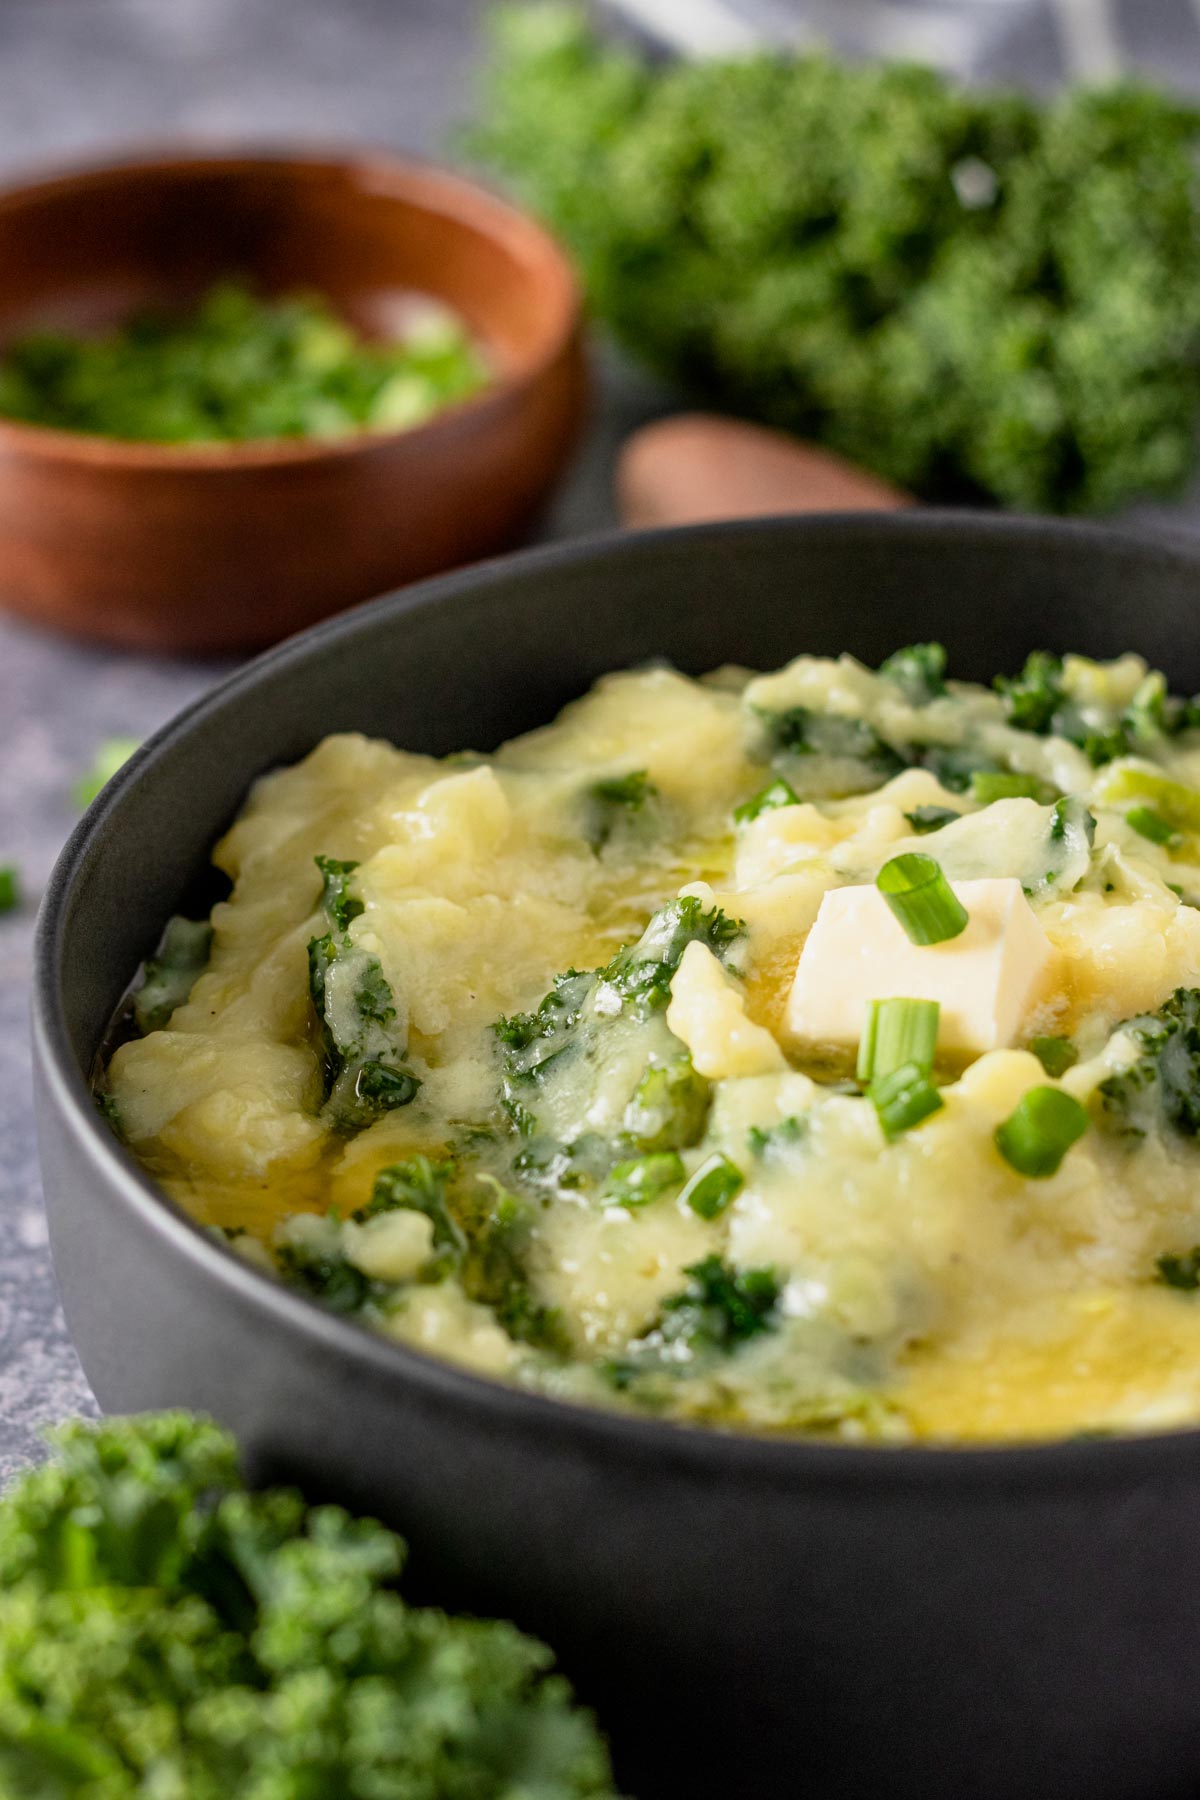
[475,6,1200,514]
[0,1413,621,1800]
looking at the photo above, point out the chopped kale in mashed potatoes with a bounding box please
[101,647,1200,1443]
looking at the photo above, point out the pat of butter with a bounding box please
[785,877,1055,1057]
[667,940,786,1079]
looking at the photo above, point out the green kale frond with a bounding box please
[1098,987,1200,1140]
[473,7,1200,514]
[0,1414,620,1799]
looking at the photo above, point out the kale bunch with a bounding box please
[0,1412,620,1800]
[474,6,1200,514]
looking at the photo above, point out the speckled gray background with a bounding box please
[0,0,675,1484]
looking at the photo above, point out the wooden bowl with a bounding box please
[0,148,587,652]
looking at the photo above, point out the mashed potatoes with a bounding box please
[102,646,1200,1442]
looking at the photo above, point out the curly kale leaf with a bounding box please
[1022,796,1096,899]
[349,1155,567,1353]
[995,651,1067,735]
[755,703,906,790]
[995,653,1192,764]
[584,768,658,851]
[600,895,744,1017]
[904,805,961,834]
[1098,987,1200,1140]
[495,968,595,1085]
[307,855,420,1133]
[134,915,213,1034]
[747,1115,808,1159]
[878,642,948,706]
[275,1236,382,1316]
[315,853,364,931]
[493,897,742,1149]
[1156,1246,1200,1290]
[608,1256,781,1389]
[474,8,1200,515]
[0,1414,619,1800]
[355,1153,466,1269]
[750,676,1028,799]
[621,1055,712,1153]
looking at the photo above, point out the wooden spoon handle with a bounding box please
[616,413,913,529]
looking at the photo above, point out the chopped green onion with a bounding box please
[602,1151,684,1209]
[679,1152,744,1220]
[876,854,968,945]
[869,1061,944,1140]
[904,805,960,835]
[734,778,799,825]
[1029,1035,1078,1079]
[74,735,141,808]
[1125,804,1181,847]
[1094,765,1200,833]
[994,1087,1088,1178]
[970,770,1057,805]
[857,998,940,1083]
[0,866,17,913]
[1156,1247,1200,1291]
[746,1116,807,1157]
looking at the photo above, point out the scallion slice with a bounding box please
[876,854,968,945]
[870,1061,944,1140]
[734,778,799,825]
[857,998,940,1083]
[602,1151,684,1208]
[0,866,17,914]
[970,770,1057,806]
[1094,766,1200,833]
[679,1152,744,1220]
[994,1086,1088,1178]
[1125,804,1181,848]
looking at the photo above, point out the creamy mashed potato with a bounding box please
[102,646,1200,1442]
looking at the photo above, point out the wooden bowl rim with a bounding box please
[0,142,583,470]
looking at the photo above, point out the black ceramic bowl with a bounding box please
[32,515,1200,1800]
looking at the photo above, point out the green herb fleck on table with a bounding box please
[476,7,1200,515]
[74,735,141,807]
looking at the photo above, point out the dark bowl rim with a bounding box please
[33,508,1200,1490]
[0,141,582,470]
